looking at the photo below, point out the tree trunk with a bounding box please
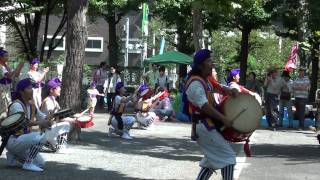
[309,41,319,102]
[297,0,308,67]
[192,0,203,51]
[61,0,88,111]
[239,26,251,85]
[176,24,193,78]
[106,1,119,67]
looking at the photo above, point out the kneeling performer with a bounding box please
[5,78,54,172]
[40,77,72,153]
[107,82,135,140]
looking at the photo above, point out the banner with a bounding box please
[284,43,299,72]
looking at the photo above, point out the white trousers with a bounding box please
[136,112,157,127]
[32,87,42,109]
[44,122,71,146]
[6,132,46,166]
[196,123,236,169]
[110,115,135,133]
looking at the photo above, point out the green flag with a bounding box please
[141,2,149,36]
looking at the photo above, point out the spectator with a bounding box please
[279,71,293,128]
[292,67,310,130]
[246,72,262,96]
[93,62,108,108]
[143,64,159,90]
[155,66,170,91]
[104,66,121,113]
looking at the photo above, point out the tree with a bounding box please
[0,0,66,62]
[89,0,142,67]
[60,0,88,113]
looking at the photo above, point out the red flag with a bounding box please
[285,43,299,72]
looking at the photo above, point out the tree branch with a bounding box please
[40,0,53,62]
[10,17,29,57]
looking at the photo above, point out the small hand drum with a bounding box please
[0,112,27,136]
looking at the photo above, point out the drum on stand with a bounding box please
[219,93,263,142]
[53,108,74,119]
[75,116,94,128]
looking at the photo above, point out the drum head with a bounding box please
[0,112,25,128]
[77,116,92,122]
[222,93,262,133]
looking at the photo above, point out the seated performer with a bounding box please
[107,82,135,140]
[185,49,239,180]
[5,78,53,172]
[150,87,174,121]
[134,84,161,128]
[40,77,72,153]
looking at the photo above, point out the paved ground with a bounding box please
[0,113,243,180]
[1,112,319,180]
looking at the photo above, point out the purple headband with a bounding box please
[115,82,124,91]
[193,49,212,67]
[30,58,40,65]
[48,77,61,89]
[0,49,8,57]
[139,84,149,96]
[90,81,97,87]
[227,68,240,83]
[16,78,34,92]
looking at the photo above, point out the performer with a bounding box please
[185,49,237,180]
[227,68,262,104]
[107,82,135,140]
[28,58,49,109]
[40,77,72,153]
[135,84,162,128]
[5,78,53,172]
[150,87,174,121]
[87,81,105,116]
[0,49,24,119]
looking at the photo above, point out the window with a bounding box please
[44,35,65,51]
[85,37,103,52]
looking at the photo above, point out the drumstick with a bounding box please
[73,108,89,118]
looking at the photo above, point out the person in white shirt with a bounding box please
[27,58,49,109]
[104,66,121,112]
[5,78,53,172]
[93,62,108,109]
[156,66,170,91]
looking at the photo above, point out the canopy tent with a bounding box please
[145,51,193,65]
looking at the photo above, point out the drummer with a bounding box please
[227,68,261,104]
[0,49,24,119]
[5,78,53,172]
[185,49,238,180]
[134,84,161,129]
[40,77,73,153]
[107,82,135,140]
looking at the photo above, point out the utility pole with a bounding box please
[124,17,129,67]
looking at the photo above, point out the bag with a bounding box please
[280,92,291,100]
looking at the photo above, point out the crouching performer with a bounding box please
[107,82,135,140]
[5,78,54,172]
[40,77,72,153]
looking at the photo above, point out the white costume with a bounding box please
[186,80,236,170]
[28,71,44,109]
[0,64,11,119]
[109,95,135,139]
[41,96,71,148]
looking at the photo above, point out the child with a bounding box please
[87,81,104,116]
[108,82,135,140]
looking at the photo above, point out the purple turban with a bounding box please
[16,78,34,92]
[227,68,240,83]
[139,84,149,96]
[30,58,40,65]
[0,49,8,57]
[90,81,97,87]
[193,49,212,67]
[115,82,124,91]
[48,77,61,89]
